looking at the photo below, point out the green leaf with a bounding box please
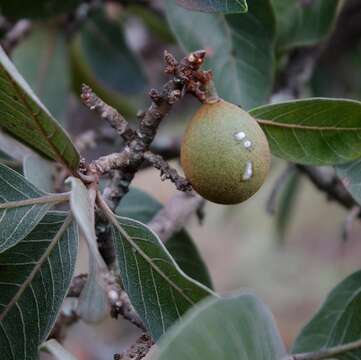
[0,0,82,20]
[0,164,69,253]
[293,270,361,358]
[41,339,78,360]
[271,0,340,50]
[0,46,80,171]
[23,155,56,193]
[13,26,71,124]
[165,0,276,109]
[155,292,286,360]
[109,214,214,340]
[0,212,78,360]
[336,159,361,206]
[79,11,146,94]
[117,188,213,289]
[250,98,361,166]
[176,0,248,13]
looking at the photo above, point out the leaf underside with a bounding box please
[0,212,78,360]
[0,164,53,253]
[117,188,213,289]
[156,293,286,360]
[111,216,213,340]
[293,270,361,359]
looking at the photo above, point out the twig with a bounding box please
[81,85,135,142]
[114,334,154,360]
[143,151,191,191]
[285,336,361,360]
[296,165,356,210]
[342,205,361,241]
[148,191,204,243]
[1,20,32,53]
[65,273,146,331]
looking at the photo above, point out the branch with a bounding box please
[1,20,31,53]
[81,85,135,142]
[114,334,154,360]
[148,191,204,243]
[296,165,357,210]
[286,336,361,360]
[143,151,191,192]
[65,274,146,331]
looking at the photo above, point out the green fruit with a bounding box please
[181,100,271,205]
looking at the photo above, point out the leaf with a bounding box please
[336,159,361,206]
[292,270,361,358]
[78,11,146,94]
[0,46,80,171]
[165,0,276,109]
[68,177,109,323]
[107,212,214,341]
[271,0,340,50]
[0,0,82,20]
[117,188,213,289]
[155,292,286,360]
[68,177,105,269]
[0,164,69,253]
[23,155,56,193]
[41,339,78,360]
[76,251,109,324]
[0,212,78,360]
[13,26,71,124]
[250,98,361,166]
[175,0,248,13]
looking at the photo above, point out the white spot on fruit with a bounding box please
[242,161,253,181]
[234,131,246,141]
[243,140,252,150]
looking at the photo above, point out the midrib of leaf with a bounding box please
[115,217,195,305]
[1,68,73,172]
[99,195,214,304]
[0,214,73,322]
[256,119,361,131]
[0,193,69,209]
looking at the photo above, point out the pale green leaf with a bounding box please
[13,26,71,124]
[0,212,78,360]
[155,293,286,360]
[0,46,79,171]
[165,0,275,109]
[41,339,78,360]
[336,160,361,206]
[109,214,214,340]
[117,188,213,289]
[293,270,361,359]
[68,177,105,269]
[271,0,340,50]
[68,177,108,322]
[250,98,361,165]
[0,164,69,253]
[176,0,248,13]
[23,155,56,193]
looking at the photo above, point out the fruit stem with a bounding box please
[204,80,221,104]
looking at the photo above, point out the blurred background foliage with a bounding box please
[1,0,361,358]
